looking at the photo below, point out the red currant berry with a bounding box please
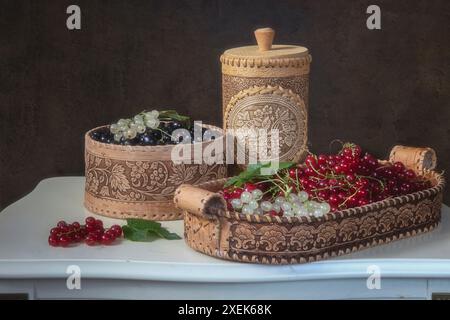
[101,234,114,245]
[86,224,97,232]
[72,222,81,229]
[317,154,328,165]
[57,221,67,228]
[231,188,243,199]
[85,234,97,246]
[328,179,338,186]
[73,233,83,242]
[289,168,298,179]
[342,148,353,157]
[357,188,369,198]
[329,195,339,205]
[48,235,59,247]
[345,174,356,183]
[393,162,405,172]
[353,145,362,158]
[50,227,61,236]
[59,235,71,247]
[358,199,369,206]
[405,169,416,180]
[111,225,123,237]
[85,216,96,225]
[95,219,103,228]
[305,155,318,169]
[317,190,329,200]
[243,183,257,192]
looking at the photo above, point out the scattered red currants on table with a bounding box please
[48,217,123,247]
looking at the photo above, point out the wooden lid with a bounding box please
[222,28,308,60]
[221,28,310,77]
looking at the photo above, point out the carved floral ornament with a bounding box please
[224,85,308,163]
[85,151,226,202]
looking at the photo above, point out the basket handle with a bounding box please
[173,184,226,218]
[389,145,437,174]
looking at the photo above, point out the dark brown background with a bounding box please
[1,0,449,210]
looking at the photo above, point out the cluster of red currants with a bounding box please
[48,217,122,247]
[288,143,430,211]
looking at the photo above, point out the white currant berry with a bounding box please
[119,124,129,132]
[114,132,123,142]
[110,123,119,134]
[231,198,243,209]
[299,206,309,216]
[260,201,272,212]
[288,193,299,203]
[292,207,303,216]
[319,202,331,214]
[241,205,253,215]
[240,191,252,203]
[136,124,146,134]
[144,112,155,120]
[117,119,128,127]
[125,128,137,139]
[145,118,157,129]
[291,202,302,210]
[129,122,138,130]
[150,110,159,118]
[133,115,144,124]
[254,208,263,215]
[275,196,286,205]
[298,191,309,202]
[251,189,263,200]
[272,203,281,213]
[281,202,292,212]
[248,200,259,209]
[313,209,323,218]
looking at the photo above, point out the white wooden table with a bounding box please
[0,177,449,300]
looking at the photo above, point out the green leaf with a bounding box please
[122,226,159,242]
[223,161,295,188]
[158,110,191,129]
[126,218,161,230]
[123,219,181,242]
[155,228,182,240]
[277,162,295,170]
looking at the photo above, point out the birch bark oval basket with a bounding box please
[174,146,445,264]
[84,125,227,221]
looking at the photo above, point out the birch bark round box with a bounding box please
[221,28,312,163]
[84,125,227,221]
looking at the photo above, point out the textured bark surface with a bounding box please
[1,0,449,209]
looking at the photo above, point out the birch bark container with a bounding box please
[84,125,227,221]
[175,146,444,264]
[221,28,311,163]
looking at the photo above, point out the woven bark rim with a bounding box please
[197,170,445,225]
[85,124,223,152]
[220,54,312,68]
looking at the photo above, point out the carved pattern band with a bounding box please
[220,54,312,77]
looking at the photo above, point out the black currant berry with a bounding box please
[150,130,162,140]
[138,134,156,146]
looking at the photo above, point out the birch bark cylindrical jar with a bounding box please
[221,28,312,163]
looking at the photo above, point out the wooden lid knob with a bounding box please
[254,28,275,52]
